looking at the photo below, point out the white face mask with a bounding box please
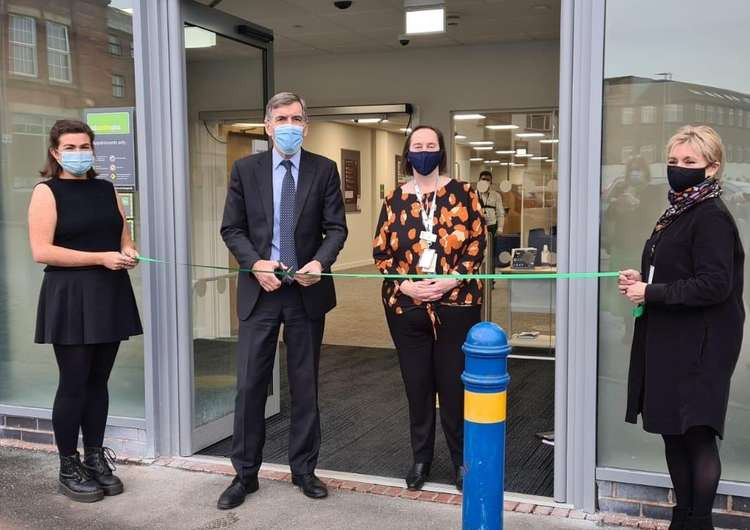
[477,180,490,193]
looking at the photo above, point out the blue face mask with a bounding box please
[408,150,443,176]
[59,150,94,176]
[273,124,304,156]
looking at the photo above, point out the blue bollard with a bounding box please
[461,322,511,530]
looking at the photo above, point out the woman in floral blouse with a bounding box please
[373,125,486,492]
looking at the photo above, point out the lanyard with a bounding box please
[413,173,439,235]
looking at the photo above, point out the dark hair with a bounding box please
[479,170,493,180]
[40,119,97,179]
[401,125,447,175]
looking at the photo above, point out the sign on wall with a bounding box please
[341,149,361,213]
[84,107,137,189]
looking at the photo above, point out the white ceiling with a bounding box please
[195,0,560,56]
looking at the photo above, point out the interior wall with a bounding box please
[372,129,405,229]
[303,122,374,269]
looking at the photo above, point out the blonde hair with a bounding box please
[666,125,724,178]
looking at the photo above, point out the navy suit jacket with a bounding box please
[220,148,348,320]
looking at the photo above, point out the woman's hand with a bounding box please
[618,269,642,295]
[400,279,457,302]
[100,251,137,271]
[625,281,647,304]
[121,246,139,268]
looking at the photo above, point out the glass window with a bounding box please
[664,103,683,123]
[0,1,143,418]
[9,15,38,77]
[599,0,750,482]
[112,74,125,98]
[108,34,122,56]
[452,109,558,351]
[46,22,72,83]
[694,104,705,121]
[640,105,656,124]
[622,107,634,125]
[621,145,633,163]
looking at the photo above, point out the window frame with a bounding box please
[46,21,72,84]
[112,73,125,98]
[9,14,39,78]
[108,34,122,56]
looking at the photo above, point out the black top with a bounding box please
[40,178,123,271]
[626,197,745,437]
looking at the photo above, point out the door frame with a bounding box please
[179,0,275,455]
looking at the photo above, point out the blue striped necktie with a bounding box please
[279,160,297,283]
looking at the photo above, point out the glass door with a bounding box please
[181,1,277,452]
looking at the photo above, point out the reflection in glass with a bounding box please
[0,1,144,418]
[598,0,750,481]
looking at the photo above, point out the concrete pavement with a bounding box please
[0,446,619,529]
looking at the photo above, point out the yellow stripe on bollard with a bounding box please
[464,390,506,424]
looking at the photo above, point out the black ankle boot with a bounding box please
[405,462,431,491]
[59,452,104,503]
[83,447,123,496]
[669,506,691,530]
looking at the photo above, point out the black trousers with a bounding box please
[52,342,120,456]
[231,283,324,481]
[386,304,481,467]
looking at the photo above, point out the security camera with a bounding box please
[399,36,410,46]
[333,1,352,9]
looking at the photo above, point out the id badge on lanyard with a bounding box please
[414,176,439,273]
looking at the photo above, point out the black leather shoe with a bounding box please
[59,452,104,503]
[405,462,431,491]
[217,475,259,510]
[454,464,465,492]
[83,447,123,496]
[291,473,328,499]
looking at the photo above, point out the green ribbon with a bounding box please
[137,255,620,281]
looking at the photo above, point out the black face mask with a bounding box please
[667,165,707,192]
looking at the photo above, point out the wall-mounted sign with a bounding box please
[84,107,137,189]
[341,149,361,213]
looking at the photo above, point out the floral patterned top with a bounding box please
[373,178,486,317]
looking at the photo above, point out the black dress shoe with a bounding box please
[217,475,259,510]
[291,473,328,499]
[454,465,465,492]
[405,462,431,491]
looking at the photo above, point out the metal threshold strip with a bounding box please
[179,454,572,510]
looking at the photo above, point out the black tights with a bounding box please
[662,426,721,518]
[52,342,119,456]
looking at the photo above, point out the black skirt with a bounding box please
[35,268,143,345]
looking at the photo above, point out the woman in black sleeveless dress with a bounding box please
[28,119,142,503]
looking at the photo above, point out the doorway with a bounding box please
[183,0,561,498]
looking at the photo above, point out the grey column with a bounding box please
[555,0,606,512]
[133,0,193,458]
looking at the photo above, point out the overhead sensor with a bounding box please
[334,1,353,9]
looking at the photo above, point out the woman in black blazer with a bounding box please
[619,125,744,530]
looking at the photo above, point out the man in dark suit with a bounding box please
[217,92,347,510]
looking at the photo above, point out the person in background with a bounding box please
[28,119,142,502]
[476,170,505,238]
[218,92,348,510]
[373,125,486,492]
[619,125,744,530]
